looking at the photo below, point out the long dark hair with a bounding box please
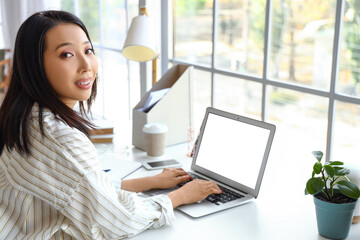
[0,10,98,155]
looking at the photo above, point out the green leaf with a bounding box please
[336,180,360,199]
[312,151,323,162]
[324,165,335,178]
[333,166,343,171]
[328,161,343,166]
[334,167,350,176]
[306,177,324,195]
[313,162,322,174]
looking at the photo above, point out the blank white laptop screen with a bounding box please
[195,113,271,189]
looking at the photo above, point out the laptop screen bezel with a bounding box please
[190,107,276,198]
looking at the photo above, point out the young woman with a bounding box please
[0,10,221,239]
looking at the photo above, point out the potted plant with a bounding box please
[305,151,360,239]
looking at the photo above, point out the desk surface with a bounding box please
[95,141,360,240]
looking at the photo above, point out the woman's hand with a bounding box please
[152,168,192,189]
[121,168,191,192]
[167,179,222,208]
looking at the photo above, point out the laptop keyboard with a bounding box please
[180,173,244,205]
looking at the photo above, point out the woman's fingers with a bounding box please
[176,174,192,184]
[163,167,188,176]
[174,168,190,177]
[168,178,223,208]
[181,180,222,203]
[200,180,222,195]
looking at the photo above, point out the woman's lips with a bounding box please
[75,78,92,90]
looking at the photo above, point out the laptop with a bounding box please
[149,107,276,218]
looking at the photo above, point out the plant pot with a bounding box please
[314,193,358,239]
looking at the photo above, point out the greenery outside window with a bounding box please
[171,0,360,163]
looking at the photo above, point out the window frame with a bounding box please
[164,0,360,161]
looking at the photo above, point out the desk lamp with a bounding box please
[122,4,158,86]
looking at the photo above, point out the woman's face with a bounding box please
[43,23,98,108]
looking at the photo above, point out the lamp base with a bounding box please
[152,56,157,86]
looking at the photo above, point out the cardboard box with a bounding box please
[132,64,193,150]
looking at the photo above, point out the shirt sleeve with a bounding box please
[45,116,176,239]
[62,170,176,239]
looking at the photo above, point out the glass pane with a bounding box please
[267,86,328,159]
[60,0,74,12]
[91,47,104,117]
[333,102,360,161]
[174,0,213,66]
[101,49,129,121]
[192,69,211,133]
[338,1,360,97]
[79,0,99,43]
[216,0,266,76]
[129,60,140,116]
[101,0,126,48]
[269,0,336,90]
[214,74,262,120]
[94,51,140,139]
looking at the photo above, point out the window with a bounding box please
[170,0,360,162]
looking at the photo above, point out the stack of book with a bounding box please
[89,118,115,143]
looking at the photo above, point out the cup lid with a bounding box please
[143,123,168,134]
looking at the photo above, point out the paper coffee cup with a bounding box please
[143,123,168,157]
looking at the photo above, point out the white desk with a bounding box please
[95,142,360,240]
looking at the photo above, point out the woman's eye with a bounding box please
[60,52,73,58]
[86,48,94,54]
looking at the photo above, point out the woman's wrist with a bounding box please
[145,175,160,189]
[167,189,185,208]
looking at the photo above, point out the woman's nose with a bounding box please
[79,54,92,73]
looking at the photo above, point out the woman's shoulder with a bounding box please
[29,103,99,172]
[30,103,90,144]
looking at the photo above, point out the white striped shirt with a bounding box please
[0,105,175,239]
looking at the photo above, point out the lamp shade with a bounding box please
[122,15,156,62]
